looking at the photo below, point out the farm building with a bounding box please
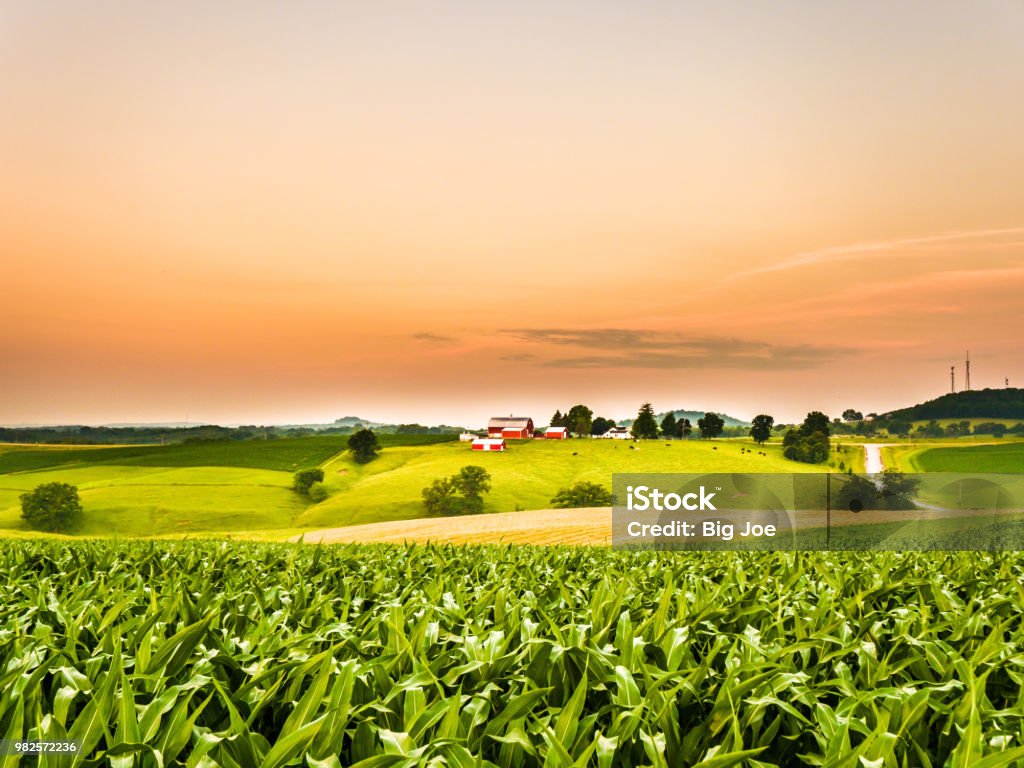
[487,416,534,440]
[471,438,506,452]
[544,426,568,439]
[458,433,477,442]
[603,426,632,440]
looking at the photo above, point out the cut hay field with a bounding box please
[0,437,817,538]
[296,507,613,546]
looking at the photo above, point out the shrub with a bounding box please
[307,482,329,503]
[293,468,325,494]
[422,466,491,516]
[550,481,614,508]
[20,482,83,532]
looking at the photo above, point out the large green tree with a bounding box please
[551,481,614,508]
[800,411,831,438]
[749,414,774,444]
[348,429,381,464]
[20,482,83,532]
[878,471,921,509]
[566,405,594,437]
[422,466,492,516]
[660,412,678,439]
[590,417,615,436]
[697,412,725,439]
[631,403,659,439]
[549,410,565,428]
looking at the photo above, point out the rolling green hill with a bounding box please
[0,433,455,474]
[1,436,816,537]
[904,442,1024,473]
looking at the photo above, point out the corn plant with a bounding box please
[2,542,1024,766]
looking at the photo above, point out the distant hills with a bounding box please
[883,388,1024,421]
[618,409,749,428]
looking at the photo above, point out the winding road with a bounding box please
[862,443,892,474]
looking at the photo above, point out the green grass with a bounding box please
[907,442,1024,473]
[0,433,456,474]
[301,438,822,528]
[4,541,1024,765]
[0,437,819,537]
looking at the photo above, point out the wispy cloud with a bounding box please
[500,328,848,370]
[727,227,1024,281]
[411,332,457,344]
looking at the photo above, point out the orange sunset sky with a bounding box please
[2,2,1023,427]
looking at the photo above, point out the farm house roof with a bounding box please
[488,417,532,429]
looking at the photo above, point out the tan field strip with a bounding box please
[293,504,1024,547]
[294,507,613,546]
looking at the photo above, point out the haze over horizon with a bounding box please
[3,2,1023,428]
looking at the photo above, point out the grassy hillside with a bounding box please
[0,433,455,473]
[4,541,1024,765]
[905,442,1024,473]
[299,438,823,528]
[1,437,816,537]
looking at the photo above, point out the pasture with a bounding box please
[1,436,814,538]
[883,441,1024,473]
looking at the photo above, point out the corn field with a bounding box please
[3,542,1024,767]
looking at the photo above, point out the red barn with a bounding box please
[487,416,534,440]
[471,438,506,452]
[544,426,568,439]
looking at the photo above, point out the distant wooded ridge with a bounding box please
[618,409,749,428]
[0,421,464,445]
[883,388,1024,421]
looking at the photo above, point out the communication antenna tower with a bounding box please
[950,366,956,394]
[965,351,971,391]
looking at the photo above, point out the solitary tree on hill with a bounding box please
[293,468,325,494]
[422,465,492,516]
[21,482,83,533]
[348,428,381,464]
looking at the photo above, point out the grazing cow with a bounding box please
[712,446,717,450]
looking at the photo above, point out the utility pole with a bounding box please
[826,473,831,550]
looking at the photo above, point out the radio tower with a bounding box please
[965,351,971,391]
[950,366,956,394]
